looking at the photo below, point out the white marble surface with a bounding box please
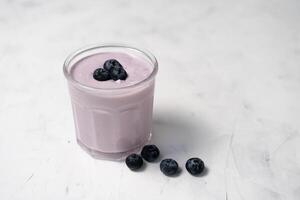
[0,0,300,199]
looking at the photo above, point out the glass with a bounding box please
[63,44,158,160]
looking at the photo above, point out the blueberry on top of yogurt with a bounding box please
[93,68,111,81]
[93,59,128,81]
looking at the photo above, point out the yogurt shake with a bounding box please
[63,45,158,160]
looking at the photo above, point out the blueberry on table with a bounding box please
[185,157,205,176]
[125,154,143,171]
[141,145,160,162]
[93,68,110,81]
[160,159,179,176]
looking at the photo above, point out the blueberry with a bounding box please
[185,157,205,176]
[125,154,143,171]
[103,59,122,72]
[141,145,160,162]
[93,68,110,81]
[160,159,179,176]
[103,59,128,81]
[110,66,128,81]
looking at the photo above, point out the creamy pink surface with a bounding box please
[67,51,156,160]
[71,52,153,89]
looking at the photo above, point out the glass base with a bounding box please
[76,133,152,161]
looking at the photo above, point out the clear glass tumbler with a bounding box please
[63,44,158,160]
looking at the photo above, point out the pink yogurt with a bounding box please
[63,45,158,160]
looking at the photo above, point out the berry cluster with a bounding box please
[125,144,205,177]
[93,59,128,81]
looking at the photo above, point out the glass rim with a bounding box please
[63,43,158,92]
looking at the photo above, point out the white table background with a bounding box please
[0,0,300,199]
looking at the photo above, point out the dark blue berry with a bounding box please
[141,145,160,162]
[160,159,179,176]
[103,59,128,81]
[93,68,110,81]
[103,59,122,72]
[110,66,128,81]
[185,157,205,176]
[125,154,143,171]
